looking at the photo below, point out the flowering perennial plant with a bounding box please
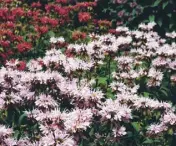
[0,22,176,146]
[0,0,99,63]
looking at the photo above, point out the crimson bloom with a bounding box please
[78,12,91,23]
[17,42,32,53]
[17,61,26,71]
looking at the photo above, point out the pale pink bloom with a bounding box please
[99,99,132,121]
[162,112,176,125]
[4,138,17,146]
[139,22,156,30]
[27,59,43,72]
[35,94,58,109]
[63,109,93,133]
[171,75,176,82]
[166,31,176,38]
[0,125,13,138]
[113,126,127,137]
[147,124,167,135]
[169,60,176,70]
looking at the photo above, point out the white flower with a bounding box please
[35,94,58,109]
[113,126,127,137]
[147,124,167,135]
[0,125,13,138]
[50,37,58,43]
[63,109,93,133]
[166,31,176,38]
[49,37,65,43]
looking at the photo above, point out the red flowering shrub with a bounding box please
[78,12,91,23]
[0,0,103,63]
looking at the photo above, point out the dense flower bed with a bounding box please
[0,0,113,63]
[0,22,176,146]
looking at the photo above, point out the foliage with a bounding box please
[97,0,176,35]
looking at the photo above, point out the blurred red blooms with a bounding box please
[17,42,32,53]
[31,2,42,8]
[0,0,106,62]
[12,8,25,17]
[72,31,86,40]
[17,61,26,70]
[78,12,91,23]
[35,26,49,34]
[0,40,10,48]
[56,0,68,4]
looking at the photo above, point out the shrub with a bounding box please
[97,0,176,35]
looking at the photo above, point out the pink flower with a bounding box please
[78,12,91,23]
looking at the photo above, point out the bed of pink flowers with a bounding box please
[0,22,176,146]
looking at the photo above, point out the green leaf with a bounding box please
[162,1,169,9]
[14,130,21,140]
[98,77,107,85]
[143,139,154,144]
[143,92,150,97]
[89,128,94,136]
[0,47,3,52]
[157,19,162,27]
[47,31,55,37]
[168,128,173,135]
[153,0,162,7]
[18,113,27,125]
[106,92,114,99]
[132,122,141,132]
[31,123,38,130]
[167,13,172,17]
[169,24,174,29]
[98,139,105,145]
[149,15,155,22]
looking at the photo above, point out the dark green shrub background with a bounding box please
[96,0,176,36]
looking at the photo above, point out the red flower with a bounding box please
[0,53,7,59]
[76,2,96,9]
[12,8,25,17]
[117,10,125,17]
[0,8,9,20]
[31,2,42,8]
[11,35,23,42]
[72,31,86,41]
[56,0,68,4]
[17,42,32,53]
[17,61,26,71]
[7,50,13,55]
[35,26,48,34]
[78,12,91,23]
[6,21,15,28]
[3,0,13,4]
[65,49,74,58]
[0,40,10,48]
[56,7,69,16]
[45,4,56,13]
[48,18,59,27]
[38,60,44,66]
[40,16,49,24]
